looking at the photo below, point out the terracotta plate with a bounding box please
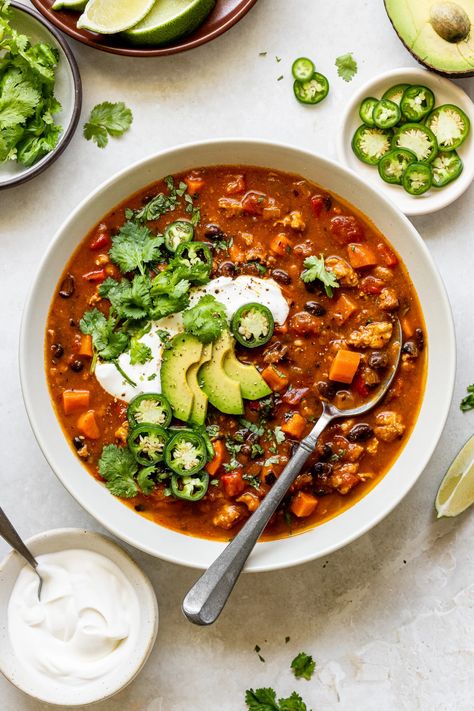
[31,0,258,57]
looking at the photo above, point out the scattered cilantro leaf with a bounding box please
[274,426,286,444]
[83,101,132,148]
[291,652,316,681]
[129,337,152,365]
[79,309,129,361]
[137,466,156,495]
[98,444,138,498]
[335,52,358,82]
[460,384,474,412]
[245,688,310,711]
[239,418,265,437]
[183,295,227,343]
[301,254,339,297]
[109,222,163,276]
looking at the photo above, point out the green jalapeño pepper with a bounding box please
[378,148,417,185]
[170,472,209,501]
[163,220,194,252]
[128,423,169,466]
[431,151,463,188]
[400,85,434,122]
[127,393,172,429]
[391,123,438,163]
[291,57,315,82]
[174,241,212,284]
[164,431,208,476]
[359,97,378,127]
[425,104,470,151]
[352,125,392,165]
[382,83,410,107]
[231,302,274,348]
[372,99,401,129]
[293,72,329,105]
[402,162,432,195]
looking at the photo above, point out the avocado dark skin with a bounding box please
[384,0,474,78]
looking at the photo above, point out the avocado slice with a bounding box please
[161,333,202,422]
[385,0,474,77]
[186,343,212,426]
[200,331,244,415]
[224,342,272,401]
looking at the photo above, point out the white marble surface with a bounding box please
[1,1,473,709]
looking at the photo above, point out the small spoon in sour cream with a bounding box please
[0,506,43,599]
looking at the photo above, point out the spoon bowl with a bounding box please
[0,507,43,600]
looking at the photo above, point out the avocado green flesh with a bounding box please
[200,332,244,416]
[385,0,474,76]
[161,333,202,422]
[186,343,212,426]
[223,346,271,401]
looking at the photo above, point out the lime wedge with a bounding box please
[52,0,87,10]
[77,0,156,34]
[123,0,215,46]
[435,433,474,518]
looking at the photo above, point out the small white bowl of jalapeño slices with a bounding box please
[337,67,473,216]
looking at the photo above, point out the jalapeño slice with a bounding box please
[402,162,432,195]
[400,85,435,122]
[382,83,410,106]
[351,124,392,165]
[392,123,438,163]
[127,393,172,429]
[425,104,470,151]
[174,241,212,284]
[170,472,209,501]
[163,220,194,252]
[128,423,169,466]
[378,148,417,185]
[293,72,329,105]
[292,57,315,82]
[372,99,401,129]
[431,151,463,188]
[359,97,378,127]
[164,431,208,476]
[231,303,275,348]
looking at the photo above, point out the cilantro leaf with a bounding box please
[83,101,133,148]
[245,688,280,710]
[98,444,138,498]
[335,52,358,82]
[109,221,163,276]
[129,336,152,365]
[183,295,227,343]
[79,308,129,361]
[279,692,309,711]
[137,466,156,495]
[291,652,316,681]
[460,384,474,412]
[301,254,339,297]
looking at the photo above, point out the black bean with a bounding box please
[415,328,425,351]
[135,504,146,512]
[204,223,224,239]
[368,351,388,369]
[402,341,419,358]
[265,472,277,485]
[69,319,75,327]
[70,359,84,372]
[348,423,374,442]
[217,261,237,277]
[323,195,332,211]
[59,273,75,298]
[72,436,84,451]
[304,301,326,316]
[303,280,319,294]
[51,343,64,359]
[272,269,292,285]
[319,443,333,461]
[317,380,336,399]
[312,461,334,496]
[312,461,333,477]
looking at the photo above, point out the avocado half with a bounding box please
[385,0,474,77]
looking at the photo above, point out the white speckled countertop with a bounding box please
[1,1,473,709]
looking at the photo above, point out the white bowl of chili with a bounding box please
[19,139,455,572]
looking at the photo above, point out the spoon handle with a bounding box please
[0,506,38,570]
[182,409,333,625]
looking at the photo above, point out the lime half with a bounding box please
[123,0,216,46]
[77,0,156,34]
[435,433,474,518]
[52,0,87,11]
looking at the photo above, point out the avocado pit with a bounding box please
[430,2,471,43]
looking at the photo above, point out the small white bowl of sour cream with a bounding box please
[0,528,158,706]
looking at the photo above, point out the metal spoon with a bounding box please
[183,319,403,625]
[0,506,43,599]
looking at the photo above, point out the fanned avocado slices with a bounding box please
[384,0,474,77]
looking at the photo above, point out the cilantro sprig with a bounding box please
[245,688,310,711]
[183,295,228,343]
[109,222,163,276]
[335,52,358,82]
[300,254,339,297]
[79,309,129,361]
[83,101,133,148]
[291,652,316,681]
[460,384,474,412]
[98,444,159,497]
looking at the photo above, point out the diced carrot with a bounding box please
[185,176,205,195]
[221,471,245,497]
[377,242,399,267]
[328,350,361,384]
[261,365,289,392]
[229,243,246,262]
[62,389,90,415]
[281,412,306,439]
[78,334,93,357]
[290,491,319,518]
[332,293,358,324]
[347,243,378,269]
[206,440,225,476]
[270,233,292,256]
[77,410,100,440]
[401,316,415,338]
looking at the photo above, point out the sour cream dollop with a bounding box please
[95,275,290,402]
[8,549,140,686]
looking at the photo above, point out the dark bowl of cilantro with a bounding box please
[0,1,81,190]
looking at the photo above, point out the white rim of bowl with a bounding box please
[18,138,456,571]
